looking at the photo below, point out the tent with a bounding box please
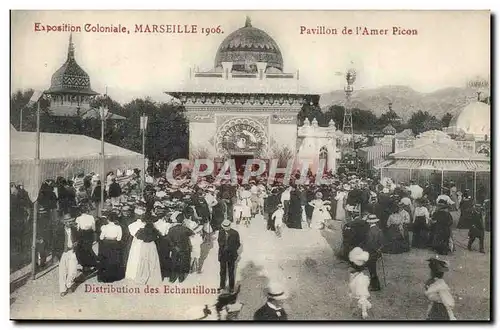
[375,140,490,200]
[10,131,144,201]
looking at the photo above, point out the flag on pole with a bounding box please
[26,90,44,107]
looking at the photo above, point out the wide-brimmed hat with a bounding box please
[134,206,146,216]
[266,282,288,300]
[349,247,369,266]
[436,199,450,208]
[366,214,379,223]
[221,219,231,229]
[170,211,182,223]
[62,213,75,223]
[427,256,449,272]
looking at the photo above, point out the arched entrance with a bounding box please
[216,117,268,172]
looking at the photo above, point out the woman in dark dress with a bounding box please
[383,204,410,254]
[412,198,431,249]
[430,202,454,255]
[305,185,316,223]
[74,204,98,272]
[287,187,302,229]
[457,190,473,229]
[155,210,175,280]
[98,213,124,282]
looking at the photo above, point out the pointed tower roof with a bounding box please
[45,34,98,96]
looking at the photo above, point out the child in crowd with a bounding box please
[271,203,285,238]
[190,225,204,274]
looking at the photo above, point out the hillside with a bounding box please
[319,85,480,121]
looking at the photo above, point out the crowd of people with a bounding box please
[10,164,490,319]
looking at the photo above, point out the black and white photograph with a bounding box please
[9,10,491,320]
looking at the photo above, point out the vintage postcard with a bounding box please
[10,10,490,320]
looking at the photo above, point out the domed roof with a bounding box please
[214,17,283,72]
[451,101,490,136]
[46,34,97,95]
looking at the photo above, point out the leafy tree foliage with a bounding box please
[407,110,442,135]
[10,90,189,170]
[441,112,453,128]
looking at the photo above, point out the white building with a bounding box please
[167,17,339,173]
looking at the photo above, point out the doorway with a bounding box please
[232,154,253,174]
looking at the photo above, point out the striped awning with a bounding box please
[375,158,490,172]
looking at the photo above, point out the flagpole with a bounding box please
[20,106,23,132]
[141,113,147,196]
[31,97,41,280]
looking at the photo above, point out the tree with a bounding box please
[297,103,324,126]
[120,98,189,172]
[408,110,442,134]
[324,105,345,130]
[441,112,453,128]
[377,109,403,130]
[352,108,378,132]
[323,105,378,133]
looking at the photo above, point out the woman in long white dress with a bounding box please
[309,192,330,229]
[348,247,372,319]
[335,188,347,221]
[125,212,162,285]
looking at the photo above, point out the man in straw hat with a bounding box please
[54,214,79,297]
[218,220,240,293]
[254,281,288,320]
[364,214,384,291]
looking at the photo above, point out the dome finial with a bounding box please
[245,16,252,28]
[67,33,75,61]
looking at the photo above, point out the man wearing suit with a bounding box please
[167,209,194,283]
[467,203,485,254]
[54,213,79,297]
[254,282,288,320]
[363,214,384,291]
[218,220,240,293]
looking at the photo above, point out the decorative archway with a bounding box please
[216,117,268,157]
[319,145,328,159]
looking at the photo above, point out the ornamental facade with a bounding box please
[167,18,339,172]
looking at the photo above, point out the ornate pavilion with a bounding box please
[44,34,124,120]
[167,18,339,172]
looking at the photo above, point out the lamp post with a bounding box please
[29,90,45,280]
[140,114,148,194]
[99,105,109,216]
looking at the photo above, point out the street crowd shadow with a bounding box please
[10,273,31,294]
[235,261,269,320]
[198,237,215,273]
[70,269,98,292]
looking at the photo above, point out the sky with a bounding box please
[11,10,490,104]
